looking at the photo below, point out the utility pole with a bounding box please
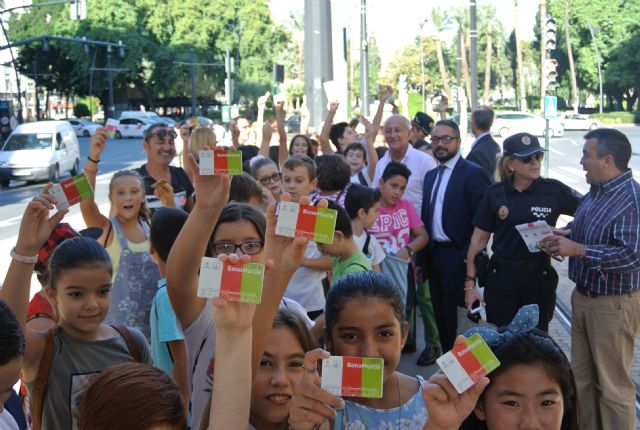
[174,53,226,114]
[418,20,428,113]
[106,46,114,119]
[24,62,53,120]
[225,48,233,105]
[469,0,478,109]
[587,20,604,114]
[540,0,547,109]
[456,28,462,114]
[359,0,369,115]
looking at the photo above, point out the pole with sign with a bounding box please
[543,95,557,177]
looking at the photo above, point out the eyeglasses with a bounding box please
[148,128,178,142]
[210,241,265,256]
[519,153,544,164]
[259,172,281,186]
[430,135,458,144]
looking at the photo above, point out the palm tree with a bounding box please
[431,8,452,98]
[479,6,499,105]
[452,7,472,110]
[540,0,547,107]
[514,0,527,111]
[564,0,579,112]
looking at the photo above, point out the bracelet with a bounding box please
[10,246,38,264]
[465,275,476,282]
[87,156,100,163]
[464,286,474,291]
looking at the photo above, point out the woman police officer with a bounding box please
[464,132,581,331]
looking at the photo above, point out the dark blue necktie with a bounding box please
[428,165,446,229]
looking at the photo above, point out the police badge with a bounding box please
[498,205,509,220]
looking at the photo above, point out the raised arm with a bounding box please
[255,92,270,149]
[319,101,339,154]
[300,96,310,136]
[166,151,231,328]
[275,98,289,167]
[359,115,380,183]
[180,124,195,183]
[80,129,110,229]
[258,121,274,158]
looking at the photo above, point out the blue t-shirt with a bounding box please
[150,279,185,375]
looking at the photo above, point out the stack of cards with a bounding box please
[321,356,384,399]
[199,149,243,176]
[105,119,120,138]
[48,173,94,210]
[197,257,265,304]
[436,333,500,394]
[275,202,338,244]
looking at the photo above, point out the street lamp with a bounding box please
[418,19,428,113]
[586,20,603,114]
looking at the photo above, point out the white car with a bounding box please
[115,118,154,138]
[491,111,565,138]
[558,113,600,131]
[66,118,102,137]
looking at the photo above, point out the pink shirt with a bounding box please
[369,199,424,255]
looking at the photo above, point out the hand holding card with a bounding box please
[199,149,243,176]
[197,257,265,304]
[275,201,337,244]
[321,356,384,399]
[48,173,94,210]
[104,119,119,138]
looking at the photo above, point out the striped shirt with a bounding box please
[569,170,640,295]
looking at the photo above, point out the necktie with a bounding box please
[428,165,446,229]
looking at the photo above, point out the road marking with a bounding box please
[549,147,565,156]
[0,215,22,228]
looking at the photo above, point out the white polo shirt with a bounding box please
[373,144,437,215]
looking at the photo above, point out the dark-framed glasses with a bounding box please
[259,172,281,186]
[210,241,265,256]
[430,135,458,144]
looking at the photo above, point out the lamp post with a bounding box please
[418,19,428,113]
[586,20,604,114]
[359,0,369,115]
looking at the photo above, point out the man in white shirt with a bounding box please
[373,115,437,215]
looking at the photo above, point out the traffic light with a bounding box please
[273,64,284,83]
[545,14,556,51]
[545,58,559,92]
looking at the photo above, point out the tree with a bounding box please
[514,0,527,111]
[430,8,452,98]
[352,36,382,102]
[564,0,579,112]
[382,37,441,100]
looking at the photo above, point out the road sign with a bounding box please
[544,96,558,119]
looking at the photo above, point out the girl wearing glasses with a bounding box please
[464,132,581,332]
[251,157,282,203]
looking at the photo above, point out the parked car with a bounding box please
[491,111,565,138]
[66,118,102,137]
[0,120,80,187]
[116,118,154,138]
[159,116,177,127]
[558,113,600,131]
[119,111,163,123]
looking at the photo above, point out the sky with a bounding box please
[269,0,540,68]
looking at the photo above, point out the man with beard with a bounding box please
[135,123,194,212]
[419,119,491,351]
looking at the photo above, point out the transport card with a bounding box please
[515,220,554,253]
[48,173,94,210]
[104,119,120,138]
[275,202,337,244]
[436,333,500,394]
[199,149,243,176]
[197,257,265,304]
[321,356,384,399]
[187,116,201,127]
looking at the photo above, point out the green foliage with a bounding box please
[73,103,90,118]
[382,37,441,95]
[591,112,640,124]
[353,36,382,100]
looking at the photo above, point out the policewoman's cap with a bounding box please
[503,132,546,158]
[412,112,435,135]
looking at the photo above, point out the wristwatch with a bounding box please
[404,245,414,258]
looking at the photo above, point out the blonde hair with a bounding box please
[496,155,514,182]
[189,127,216,161]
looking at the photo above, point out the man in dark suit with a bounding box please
[466,106,501,181]
[419,119,491,352]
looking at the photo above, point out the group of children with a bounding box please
[0,112,579,430]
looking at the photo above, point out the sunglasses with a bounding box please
[259,172,281,186]
[210,241,264,256]
[518,152,544,164]
[430,135,458,144]
[147,128,178,141]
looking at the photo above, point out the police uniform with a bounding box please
[472,133,581,331]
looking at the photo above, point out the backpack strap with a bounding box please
[111,325,142,362]
[31,327,57,430]
[109,217,130,251]
[362,232,372,255]
[357,170,368,186]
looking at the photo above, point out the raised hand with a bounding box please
[153,181,176,208]
[186,147,230,213]
[437,95,449,113]
[16,184,68,256]
[328,100,339,111]
[289,349,344,430]
[262,121,274,143]
[89,128,110,161]
[379,85,393,102]
[213,254,257,332]
[258,92,271,110]
[422,336,490,430]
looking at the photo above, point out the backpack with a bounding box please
[30,325,142,430]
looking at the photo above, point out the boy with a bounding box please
[281,155,331,319]
[228,173,265,210]
[344,184,385,272]
[0,299,24,430]
[318,201,372,286]
[149,208,191,416]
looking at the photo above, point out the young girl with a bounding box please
[251,157,282,203]
[166,148,312,429]
[422,305,578,430]
[308,154,352,208]
[289,271,429,429]
[81,129,160,339]
[1,189,150,430]
[289,134,315,159]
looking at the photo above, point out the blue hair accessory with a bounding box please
[464,304,539,346]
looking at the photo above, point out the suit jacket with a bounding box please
[466,134,501,182]
[420,157,491,257]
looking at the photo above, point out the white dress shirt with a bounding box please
[431,153,462,242]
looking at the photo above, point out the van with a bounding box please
[0,121,80,187]
[118,111,162,123]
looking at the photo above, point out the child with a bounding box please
[282,155,331,319]
[165,149,312,429]
[345,143,376,186]
[229,173,266,209]
[78,363,187,430]
[1,190,150,430]
[148,208,191,418]
[344,184,385,272]
[0,300,24,430]
[308,154,352,207]
[288,271,429,429]
[81,130,161,339]
[318,201,372,286]
[288,134,315,158]
[251,157,282,203]
[423,305,578,430]
[369,161,429,258]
